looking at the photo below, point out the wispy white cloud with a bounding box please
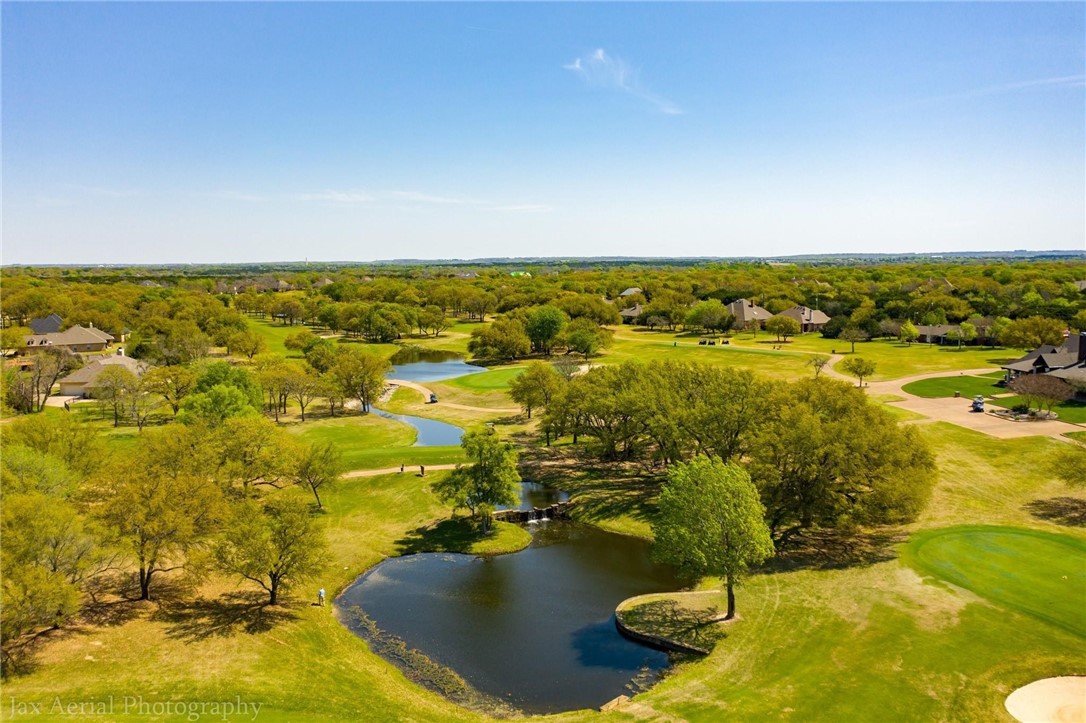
[912,75,1086,106]
[294,190,375,205]
[564,48,682,115]
[386,190,480,205]
[488,204,552,213]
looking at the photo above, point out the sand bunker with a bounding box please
[1005,677,1085,723]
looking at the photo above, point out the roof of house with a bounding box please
[918,324,958,337]
[58,355,149,386]
[1002,359,1040,373]
[619,304,643,318]
[24,325,115,348]
[619,287,642,297]
[28,313,63,334]
[780,305,831,325]
[1047,365,1086,382]
[1074,280,1086,292]
[1036,352,1080,370]
[726,299,773,322]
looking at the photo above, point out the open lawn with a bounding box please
[901,372,1006,398]
[598,332,815,380]
[610,326,1016,381]
[289,412,466,470]
[425,367,524,409]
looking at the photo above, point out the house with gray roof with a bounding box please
[1002,332,1086,385]
[20,325,115,355]
[779,305,831,332]
[28,314,64,334]
[57,352,150,398]
[726,299,773,329]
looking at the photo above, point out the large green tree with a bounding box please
[652,458,774,620]
[431,429,520,532]
[215,496,327,605]
[509,362,563,419]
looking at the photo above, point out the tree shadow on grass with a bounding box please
[394,518,484,555]
[526,462,662,528]
[151,591,298,642]
[1024,497,1086,528]
[619,599,727,650]
[764,527,905,572]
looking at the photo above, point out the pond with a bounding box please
[370,408,464,447]
[387,347,487,383]
[336,513,681,714]
[372,353,480,446]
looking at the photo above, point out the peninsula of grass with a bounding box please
[901,372,1006,398]
[290,412,466,470]
[616,590,728,653]
[395,518,532,556]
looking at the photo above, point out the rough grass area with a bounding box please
[903,526,1086,636]
[901,372,1006,398]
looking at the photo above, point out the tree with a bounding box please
[330,347,390,413]
[749,378,934,545]
[125,381,163,431]
[176,384,259,426]
[1001,316,1065,350]
[524,306,567,355]
[97,461,223,600]
[684,299,733,334]
[807,355,831,378]
[285,362,322,421]
[765,315,801,342]
[988,316,1013,348]
[431,429,520,532]
[509,362,563,419]
[1,326,32,356]
[840,357,877,387]
[228,329,267,360]
[652,458,774,620]
[839,326,869,354]
[141,365,197,415]
[92,366,139,427]
[283,328,318,354]
[563,318,612,360]
[467,318,531,361]
[215,496,327,605]
[1009,374,1074,416]
[899,320,919,346]
[216,416,294,492]
[1072,309,1086,333]
[553,356,580,382]
[288,441,343,510]
[945,322,977,350]
[26,348,81,412]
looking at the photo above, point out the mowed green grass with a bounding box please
[599,333,814,380]
[610,326,1015,381]
[901,372,1006,398]
[903,526,1086,636]
[289,412,465,470]
[988,396,1086,423]
[447,366,524,391]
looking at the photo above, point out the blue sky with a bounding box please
[3,2,1083,264]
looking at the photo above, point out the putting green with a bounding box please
[904,526,1086,637]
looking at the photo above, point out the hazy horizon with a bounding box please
[3,3,1084,265]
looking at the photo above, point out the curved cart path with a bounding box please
[862,367,1082,441]
[386,379,522,415]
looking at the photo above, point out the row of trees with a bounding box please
[467,305,614,361]
[1,414,337,664]
[507,360,934,546]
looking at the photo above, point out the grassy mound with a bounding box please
[903,526,1086,636]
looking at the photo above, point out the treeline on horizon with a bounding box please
[2,259,1084,347]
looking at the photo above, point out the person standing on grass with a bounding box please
[400,463,404,473]
[318,588,325,607]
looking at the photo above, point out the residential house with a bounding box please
[28,314,64,334]
[1002,332,1086,385]
[57,351,150,398]
[779,305,831,333]
[726,299,773,329]
[619,304,643,324]
[20,325,115,355]
[619,287,643,298]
